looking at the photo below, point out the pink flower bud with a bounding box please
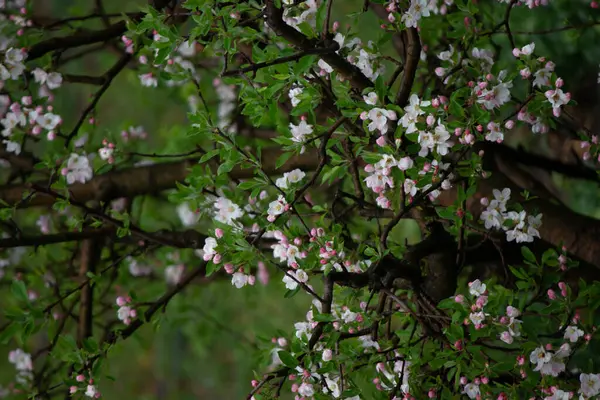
[332,21,339,31]
[248,275,256,285]
[215,228,224,239]
[224,263,235,274]
[428,389,436,398]
[375,135,387,147]
[277,337,287,347]
[116,296,127,307]
[454,294,465,303]
[481,376,489,384]
[547,289,557,300]
[517,355,525,365]
[460,376,467,385]
[212,254,222,264]
[505,120,515,129]
[432,98,440,108]
[512,48,521,57]
[70,386,78,394]
[555,78,564,88]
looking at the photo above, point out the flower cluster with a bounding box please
[70,374,101,398]
[267,195,289,222]
[275,168,306,190]
[61,153,93,185]
[214,196,244,227]
[8,348,33,384]
[0,47,25,82]
[98,139,115,163]
[480,188,543,243]
[289,117,313,153]
[115,296,137,325]
[1,96,62,153]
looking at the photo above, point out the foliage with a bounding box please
[1,0,600,399]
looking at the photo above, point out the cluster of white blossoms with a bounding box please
[213,196,244,226]
[288,85,304,108]
[177,196,244,228]
[275,168,306,190]
[8,348,32,384]
[465,279,491,330]
[214,78,238,133]
[177,202,200,227]
[289,117,313,153]
[61,153,93,185]
[497,0,549,8]
[364,153,453,208]
[127,256,152,277]
[267,194,289,222]
[32,67,63,93]
[69,374,101,398]
[530,343,571,378]
[480,188,543,243]
[513,42,571,119]
[163,264,183,286]
[473,70,513,110]
[1,93,63,153]
[360,93,398,140]
[282,0,317,31]
[0,47,25,81]
[115,296,137,325]
[284,300,380,399]
[318,33,384,81]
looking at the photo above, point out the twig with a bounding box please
[222,47,337,77]
[65,53,132,146]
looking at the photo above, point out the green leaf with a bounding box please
[217,161,235,175]
[509,265,527,280]
[11,280,28,303]
[276,151,294,169]
[295,55,317,75]
[199,148,220,164]
[277,350,299,368]
[313,313,335,322]
[0,322,20,344]
[521,246,536,264]
[82,338,99,354]
[541,249,557,266]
